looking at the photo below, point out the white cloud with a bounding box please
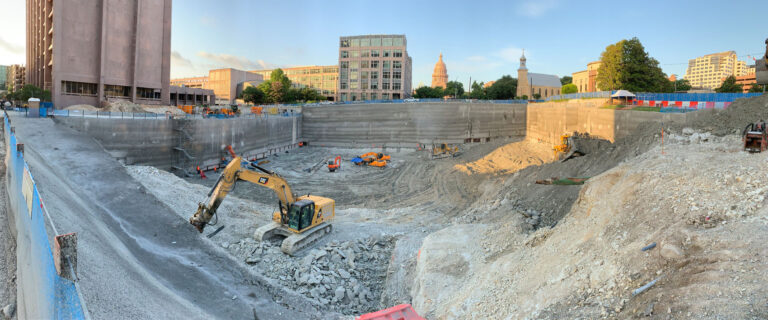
[516,0,558,17]
[495,46,525,63]
[196,51,277,71]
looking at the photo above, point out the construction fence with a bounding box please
[3,113,87,319]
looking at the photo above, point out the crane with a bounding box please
[189,157,335,255]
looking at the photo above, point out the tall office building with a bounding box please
[27,0,172,108]
[251,65,338,99]
[337,35,412,101]
[684,51,749,90]
[0,66,7,90]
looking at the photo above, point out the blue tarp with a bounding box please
[350,157,363,164]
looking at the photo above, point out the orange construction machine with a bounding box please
[328,156,341,172]
[743,121,768,153]
[351,152,390,167]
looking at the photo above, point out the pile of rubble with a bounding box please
[226,235,395,314]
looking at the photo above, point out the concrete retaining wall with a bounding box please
[526,100,693,145]
[301,103,527,147]
[4,115,86,319]
[56,116,299,170]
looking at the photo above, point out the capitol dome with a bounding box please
[431,53,448,88]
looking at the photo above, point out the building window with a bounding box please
[137,87,160,100]
[383,50,391,57]
[350,39,360,47]
[393,50,403,58]
[104,84,131,98]
[361,61,369,68]
[340,82,348,89]
[383,71,390,79]
[371,61,379,68]
[393,61,402,69]
[361,71,369,79]
[370,71,378,79]
[383,61,390,69]
[350,61,359,69]
[341,61,349,69]
[371,50,380,57]
[361,79,368,89]
[393,71,401,79]
[361,51,370,58]
[350,72,358,80]
[370,93,377,100]
[352,50,360,58]
[341,93,347,101]
[382,93,389,100]
[370,80,378,89]
[360,38,370,47]
[382,38,393,46]
[350,82,358,89]
[382,82,390,90]
[393,81,401,90]
[340,40,349,47]
[393,37,403,46]
[361,93,367,101]
[62,81,97,96]
[393,93,401,99]
[341,51,349,58]
[371,38,381,47]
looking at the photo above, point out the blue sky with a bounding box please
[2,0,767,87]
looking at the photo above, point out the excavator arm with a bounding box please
[189,156,296,232]
[757,38,768,85]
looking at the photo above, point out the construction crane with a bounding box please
[757,38,768,85]
[189,157,335,255]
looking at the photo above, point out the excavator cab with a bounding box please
[287,200,316,232]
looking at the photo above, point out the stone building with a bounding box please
[6,65,25,92]
[171,69,263,105]
[572,61,601,93]
[27,0,172,108]
[431,53,447,88]
[516,51,561,99]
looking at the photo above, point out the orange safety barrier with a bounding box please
[251,106,263,114]
[357,304,424,320]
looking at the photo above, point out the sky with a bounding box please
[1,0,767,88]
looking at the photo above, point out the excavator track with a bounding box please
[280,223,333,255]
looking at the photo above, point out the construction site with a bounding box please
[0,91,768,319]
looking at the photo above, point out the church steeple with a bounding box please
[518,49,527,70]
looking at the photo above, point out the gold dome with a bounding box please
[431,53,448,88]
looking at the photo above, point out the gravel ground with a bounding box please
[0,129,17,319]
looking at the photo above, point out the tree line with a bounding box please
[2,85,52,104]
[413,75,524,100]
[239,68,326,104]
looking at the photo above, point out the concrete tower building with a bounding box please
[431,53,448,88]
[27,0,172,108]
[684,51,749,90]
[337,34,412,101]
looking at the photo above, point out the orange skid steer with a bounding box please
[743,122,768,153]
[328,156,341,172]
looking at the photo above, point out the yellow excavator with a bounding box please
[757,38,768,86]
[189,157,335,255]
[431,143,460,159]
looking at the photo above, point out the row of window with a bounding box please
[340,61,402,69]
[284,68,338,76]
[62,81,161,100]
[340,37,404,48]
[340,80,402,90]
[340,71,402,81]
[340,92,402,102]
[341,49,403,59]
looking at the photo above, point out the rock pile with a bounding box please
[226,235,395,315]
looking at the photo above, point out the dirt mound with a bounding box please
[104,99,145,113]
[454,140,554,175]
[141,105,186,116]
[414,133,768,318]
[682,94,768,135]
[64,104,98,111]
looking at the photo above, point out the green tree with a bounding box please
[18,85,47,102]
[256,68,293,103]
[715,75,743,93]
[444,81,464,98]
[486,75,517,100]
[533,93,542,100]
[596,38,669,92]
[560,76,572,85]
[749,84,766,93]
[296,87,325,102]
[561,83,578,94]
[520,95,528,100]
[469,81,486,99]
[413,86,444,98]
[672,79,692,92]
[242,86,265,104]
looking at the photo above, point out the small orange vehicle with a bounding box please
[328,156,341,172]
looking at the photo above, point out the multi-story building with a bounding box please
[572,61,601,93]
[721,73,759,93]
[6,64,26,92]
[251,65,338,99]
[171,69,263,105]
[684,51,749,90]
[27,0,172,108]
[0,66,7,90]
[337,35,412,101]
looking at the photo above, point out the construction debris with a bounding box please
[535,177,590,185]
